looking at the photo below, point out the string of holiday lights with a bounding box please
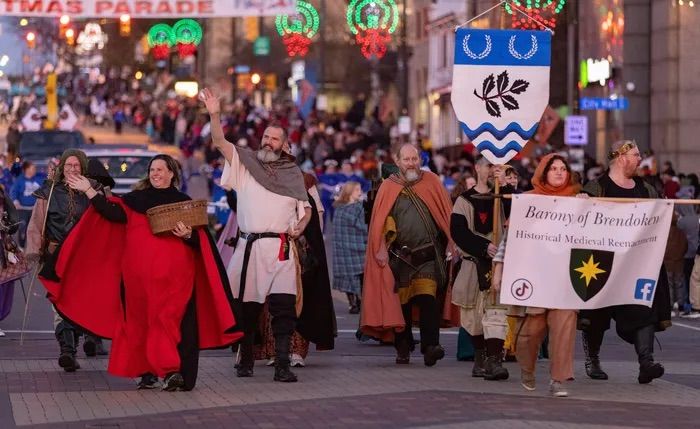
[173,19,203,59]
[147,23,175,60]
[275,0,319,57]
[347,0,400,59]
[505,0,567,30]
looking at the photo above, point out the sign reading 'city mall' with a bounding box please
[0,0,296,17]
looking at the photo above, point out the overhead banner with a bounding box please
[0,0,296,18]
[500,194,673,310]
[451,29,551,164]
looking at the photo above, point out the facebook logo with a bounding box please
[634,279,656,302]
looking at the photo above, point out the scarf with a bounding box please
[529,153,582,197]
[235,146,308,201]
[122,186,191,214]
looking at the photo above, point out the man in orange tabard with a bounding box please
[361,143,457,366]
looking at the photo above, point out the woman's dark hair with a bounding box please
[540,154,572,185]
[134,154,181,190]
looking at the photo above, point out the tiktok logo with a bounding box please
[634,279,656,302]
[510,279,534,301]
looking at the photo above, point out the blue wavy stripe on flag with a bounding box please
[459,122,539,140]
[475,140,523,158]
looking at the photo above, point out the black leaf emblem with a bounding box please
[510,79,529,94]
[496,71,509,94]
[474,71,530,118]
[502,95,519,110]
[486,100,501,117]
[482,74,496,98]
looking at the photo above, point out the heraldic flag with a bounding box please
[451,28,551,164]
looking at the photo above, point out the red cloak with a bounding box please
[361,172,459,341]
[41,199,242,379]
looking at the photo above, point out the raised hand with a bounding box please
[66,175,92,193]
[199,88,220,115]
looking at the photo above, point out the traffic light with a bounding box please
[26,31,36,49]
[119,14,131,36]
[59,15,70,38]
[65,28,75,45]
[243,17,259,41]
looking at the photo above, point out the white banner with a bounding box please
[500,194,673,309]
[0,0,296,18]
[451,29,551,164]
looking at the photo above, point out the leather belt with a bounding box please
[238,231,289,300]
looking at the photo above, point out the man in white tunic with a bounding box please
[201,89,311,382]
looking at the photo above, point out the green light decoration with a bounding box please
[347,0,399,35]
[347,0,400,59]
[147,23,175,48]
[275,0,319,39]
[505,0,567,15]
[173,19,203,45]
[505,0,567,30]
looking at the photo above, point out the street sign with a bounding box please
[565,115,588,146]
[579,96,629,110]
[253,37,270,56]
[398,116,411,135]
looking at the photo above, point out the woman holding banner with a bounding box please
[491,154,580,397]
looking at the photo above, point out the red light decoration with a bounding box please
[507,1,565,30]
[356,29,391,60]
[282,33,312,57]
[347,0,400,60]
[276,0,319,57]
[152,45,171,60]
[176,42,197,58]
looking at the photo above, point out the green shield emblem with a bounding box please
[569,248,614,302]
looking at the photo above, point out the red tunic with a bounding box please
[42,200,242,380]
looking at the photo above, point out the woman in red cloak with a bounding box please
[44,154,241,391]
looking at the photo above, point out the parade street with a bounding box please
[1,285,699,429]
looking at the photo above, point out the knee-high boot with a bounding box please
[269,294,298,383]
[634,324,664,384]
[484,338,509,381]
[236,302,262,377]
[582,330,608,380]
[55,322,79,372]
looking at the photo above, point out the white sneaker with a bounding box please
[266,358,276,366]
[290,353,305,367]
[684,312,700,319]
[549,380,568,397]
[0,329,5,337]
[671,310,679,318]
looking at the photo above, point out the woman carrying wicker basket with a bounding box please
[45,154,242,392]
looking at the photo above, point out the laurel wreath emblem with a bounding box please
[508,35,538,60]
[463,34,492,60]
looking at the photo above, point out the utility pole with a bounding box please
[319,0,326,94]
[566,0,579,115]
[400,0,409,114]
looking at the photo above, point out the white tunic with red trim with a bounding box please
[221,149,308,303]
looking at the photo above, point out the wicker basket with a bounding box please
[146,200,209,235]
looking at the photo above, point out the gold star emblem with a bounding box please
[574,254,607,287]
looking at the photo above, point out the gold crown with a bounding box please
[608,141,637,160]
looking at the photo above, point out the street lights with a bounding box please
[25,31,36,49]
[119,14,131,36]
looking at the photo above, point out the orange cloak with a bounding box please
[361,171,459,341]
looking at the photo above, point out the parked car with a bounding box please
[18,130,86,175]
[83,147,159,195]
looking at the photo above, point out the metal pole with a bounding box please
[319,0,326,94]
[566,0,579,114]
[400,0,408,113]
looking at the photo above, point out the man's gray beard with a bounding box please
[257,148,281,163]
[403,169,419,182]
